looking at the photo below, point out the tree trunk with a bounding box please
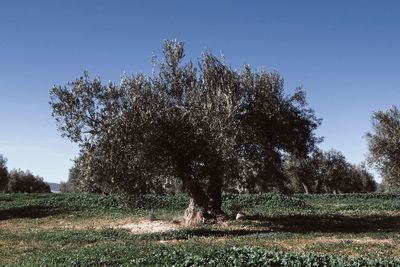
[207,175,228,221]
[183,180,210,225]
[315,179,322,194]
[302,182,310,194]
[184,195,209,225]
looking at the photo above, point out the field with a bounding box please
[1,193,400,266]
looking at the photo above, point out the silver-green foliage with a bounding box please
[50,40,320,215]
[367,106,400,192]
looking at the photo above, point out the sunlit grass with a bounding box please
[2,193,400,265]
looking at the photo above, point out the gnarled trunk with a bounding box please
[184,196,209,225]
[183,179,210,225]
[207,174,228,221]
[180,162,228,225]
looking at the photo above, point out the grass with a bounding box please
[1,193,400,266]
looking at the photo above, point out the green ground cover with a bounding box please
[1,193,400,266]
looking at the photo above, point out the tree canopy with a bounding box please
[367,106,400,192]
[50,40,321,223]
[0,155,8,192]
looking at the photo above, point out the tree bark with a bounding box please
[178,161,228,224]
[302,182,310,194]
[184,195,209,225]
[207,174,228,221]
[315,179,322,194]
[183,179,210,225]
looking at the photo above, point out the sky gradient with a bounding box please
[1,0,399,183]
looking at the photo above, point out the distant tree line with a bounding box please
[51,40,382,223]
[0,155,50,193]
[283,149,376,194]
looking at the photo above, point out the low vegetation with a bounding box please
[1,193,400,266]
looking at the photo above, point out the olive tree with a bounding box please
[7,169,51,193]
[60,164,85,193]
[285,149,376,193]
[367,106,400,192]
[283,150,323,194]
[50,40,320,224]
[0,155,8,192]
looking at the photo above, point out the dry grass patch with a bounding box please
[315,236,394,245]
[118,219,184,234]
[0,216,143,232]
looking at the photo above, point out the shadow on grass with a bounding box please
[244,214,400,233]
[0,205,67,220]
[163,214,400,240]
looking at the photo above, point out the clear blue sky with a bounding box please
[1,0,399,183]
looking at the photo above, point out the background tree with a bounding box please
[285,149,376,193]
[60,165,83,193]
[320,150,350,194]
[7,169,51,193]
[284,150,323,194]
[0,155,8,192]
[347,164,377,193]
[61,154,182,194]
[50,40,321,224]
[367,106,400,192]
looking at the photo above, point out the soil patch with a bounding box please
[118,220,182,233]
